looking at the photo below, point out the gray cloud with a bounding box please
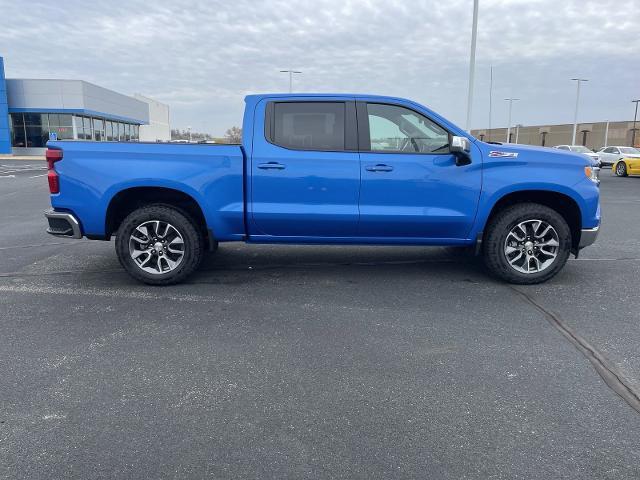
[1,0,638,134]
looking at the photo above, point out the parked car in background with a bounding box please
[612,155,640,177]
[597,146,640,167]
[554,145,601,167]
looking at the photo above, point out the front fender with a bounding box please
[470,180,599,240]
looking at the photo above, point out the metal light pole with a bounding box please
[488,65,493,142]
[504,98,519,143]
[465,0,479,132]
[280,69,302,93]
[604,120,609,148]
[632,99,640,147]
[571,78,588,145]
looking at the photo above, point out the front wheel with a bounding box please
[115,204,204,285]
[483,203,571,284]
[615,161,628,177]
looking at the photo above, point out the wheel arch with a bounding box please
[613,160,627,176]
[482,189,582,251]
[105,186,211,246]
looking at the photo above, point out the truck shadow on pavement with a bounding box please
[190,244,487,285]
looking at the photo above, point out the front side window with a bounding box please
[272,102,345,151]
[620,147,640,154]
[366,103,450,154]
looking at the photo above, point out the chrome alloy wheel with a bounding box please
[503,219,559,274]
[128,220,185,274]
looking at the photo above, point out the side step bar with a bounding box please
[44,209,82,239]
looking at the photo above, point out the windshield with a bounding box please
[620,147,640,154]
[570,146,592,153]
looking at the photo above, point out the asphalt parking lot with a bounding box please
[1,160,639,479]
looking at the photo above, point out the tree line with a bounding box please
[170,127,242,143]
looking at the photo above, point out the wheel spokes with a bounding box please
[503,219,559,274]
[129,220,185,275]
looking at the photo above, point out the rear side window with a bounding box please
[271,102,345,151]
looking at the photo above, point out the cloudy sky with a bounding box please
[1,0,638,135]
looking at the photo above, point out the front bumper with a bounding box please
[45,209,82,239]
[578,225,599,248]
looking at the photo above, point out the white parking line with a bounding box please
[29,173,48,178]
[0,175,16,178]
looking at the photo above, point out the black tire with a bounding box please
[616,161,628,177]
[483,203,571,285]
[115,204,204,285]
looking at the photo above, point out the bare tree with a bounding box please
[224,126,242,144]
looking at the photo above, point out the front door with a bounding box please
[250,100,361,237]
[357,102,482,239]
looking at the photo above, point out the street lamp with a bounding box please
[632,99,640,147]
[465,0,479,132]
[571,78,588,145]
[504,97,519,143]
[280,69,302,93]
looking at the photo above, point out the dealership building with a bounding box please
[0,56,170,155]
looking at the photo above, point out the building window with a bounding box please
[93,118,105,141]
[49,114,73,140]
[75,115,94,140]
[10,113,26,147]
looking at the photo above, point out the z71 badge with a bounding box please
[488,151,519,158]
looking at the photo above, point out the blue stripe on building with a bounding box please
[0,57,11,154]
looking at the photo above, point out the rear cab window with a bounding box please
[265,101,357,152]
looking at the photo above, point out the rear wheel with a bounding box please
[115,204,204,285]
[615,161,628,177]
[483,203,571,284]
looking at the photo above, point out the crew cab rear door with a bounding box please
[249,98,360,237]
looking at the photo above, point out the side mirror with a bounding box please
[451,135,471,166]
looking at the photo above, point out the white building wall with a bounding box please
[134,94,170,142]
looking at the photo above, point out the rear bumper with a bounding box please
[45,209,82,239]
[579,225,599,248]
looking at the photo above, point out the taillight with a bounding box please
[46,148,63,194]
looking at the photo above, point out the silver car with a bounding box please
[554,145,601,167]
[597,146,640,167]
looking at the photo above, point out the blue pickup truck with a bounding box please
[44,94,600,285]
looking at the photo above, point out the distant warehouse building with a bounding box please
[0,56,170,155]
[472,121,639,150]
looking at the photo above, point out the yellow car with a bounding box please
[613,156,640,177]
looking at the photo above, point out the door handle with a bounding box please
[365,164,393,172]
[257,162,286,170]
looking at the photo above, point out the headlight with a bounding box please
[585,166,600,183]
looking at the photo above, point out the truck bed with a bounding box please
[48,141,246,240]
